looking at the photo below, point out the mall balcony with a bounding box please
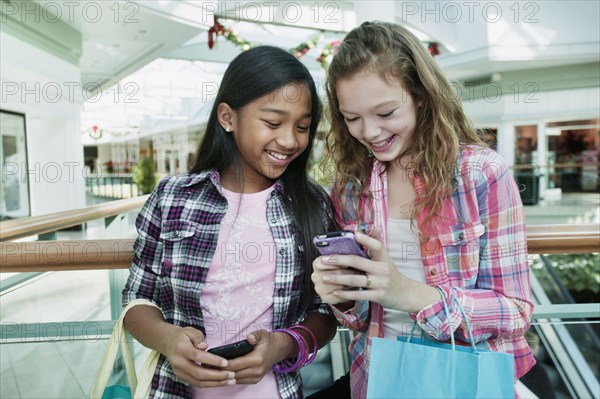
[1,1,599,398]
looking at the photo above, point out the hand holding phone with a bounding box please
[313,230,369,258]
[207,339,254,360]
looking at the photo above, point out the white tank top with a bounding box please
[383,218,426,338]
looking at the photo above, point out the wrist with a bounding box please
[273,331,298,362]
[157,322,181,357]
[401,280,440,313]
[271,327,315,373]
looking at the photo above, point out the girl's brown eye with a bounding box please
[264,121,281,128]
[379,110,395,118]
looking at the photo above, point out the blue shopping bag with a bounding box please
[101,385,131,399]
[366,291,514,398]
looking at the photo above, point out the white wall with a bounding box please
[463,87,600,127]
[1,32,86,215]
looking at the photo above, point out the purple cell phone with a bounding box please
[313,231,369,258]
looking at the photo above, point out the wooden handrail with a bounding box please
[527,224,600,254]
[511,162,600,170]
[0,195,149,242]
[0,239,133,272]
[1,224,598,273]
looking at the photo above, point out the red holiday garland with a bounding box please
[208,16,226,49]
[208,18,439,65]
[428,42,440,57]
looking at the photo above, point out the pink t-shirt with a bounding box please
[192,185,280,399]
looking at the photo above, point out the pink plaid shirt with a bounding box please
[331,145,536,398]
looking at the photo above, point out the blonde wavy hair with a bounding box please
[325,21,485,226]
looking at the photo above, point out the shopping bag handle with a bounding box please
[90,299,160,399]
[435,286,478,352]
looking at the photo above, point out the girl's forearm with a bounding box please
[278,312,337,360]
[123,305,179,356]
[399,279,441,313]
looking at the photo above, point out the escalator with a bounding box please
[524,254,599,398]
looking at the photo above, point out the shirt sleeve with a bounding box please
[416,152,534,344]
[330,300,370,332]
[122,178,168,307]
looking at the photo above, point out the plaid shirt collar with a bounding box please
[182,169,285,195]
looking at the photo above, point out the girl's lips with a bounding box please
[369,135,396,153]
[265,150,292,166]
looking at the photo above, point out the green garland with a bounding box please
[211,19,342,70]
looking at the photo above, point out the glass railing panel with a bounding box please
[0,338,151,399]
[530,254,600,398]
[525,320,600,398]
[85,175,139,200]
[522,325,573,398]
[0,269,129,324]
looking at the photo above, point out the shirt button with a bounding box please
[173,231,179,237]
[278,288,285,295]
[279,248,286,255]
[270,217,277,224]
[429,269,437,276]
[458,232,465,240]
[270,190,276,197]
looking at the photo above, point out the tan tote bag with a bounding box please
[90,299,161,399]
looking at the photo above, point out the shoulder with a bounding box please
[154,171,216,197]
[307,180,330,201]
[458,145,510,183]
[459,144,504,165]
[306,181,337,225]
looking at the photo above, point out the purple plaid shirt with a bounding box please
[123,170,334,398]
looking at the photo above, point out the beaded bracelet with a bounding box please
[289,325,318,366]
[272,328,309,373]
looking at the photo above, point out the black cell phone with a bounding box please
[313,230,369,258]
[207,339,254,359]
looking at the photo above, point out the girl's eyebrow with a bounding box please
[260,107,311,118]
[340,100,398,115]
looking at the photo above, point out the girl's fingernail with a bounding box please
[228,372,235,379]
[221,360,228,367]
[323,275,330,281]
[227,379,236,385]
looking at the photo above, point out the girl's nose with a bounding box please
[276,127,299,150]
[362,122,383,141]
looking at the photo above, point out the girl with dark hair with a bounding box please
[123,46,337,398]
[311,21,535,398]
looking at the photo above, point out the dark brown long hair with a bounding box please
[191,46,331,311]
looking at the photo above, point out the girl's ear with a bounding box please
[217,102,237,132]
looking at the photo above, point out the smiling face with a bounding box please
[221,83,312,193]
[336,70,418,163]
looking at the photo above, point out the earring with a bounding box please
[226,125,231,133]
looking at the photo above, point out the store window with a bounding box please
[546,120,600,193]
[0,111,31,220]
